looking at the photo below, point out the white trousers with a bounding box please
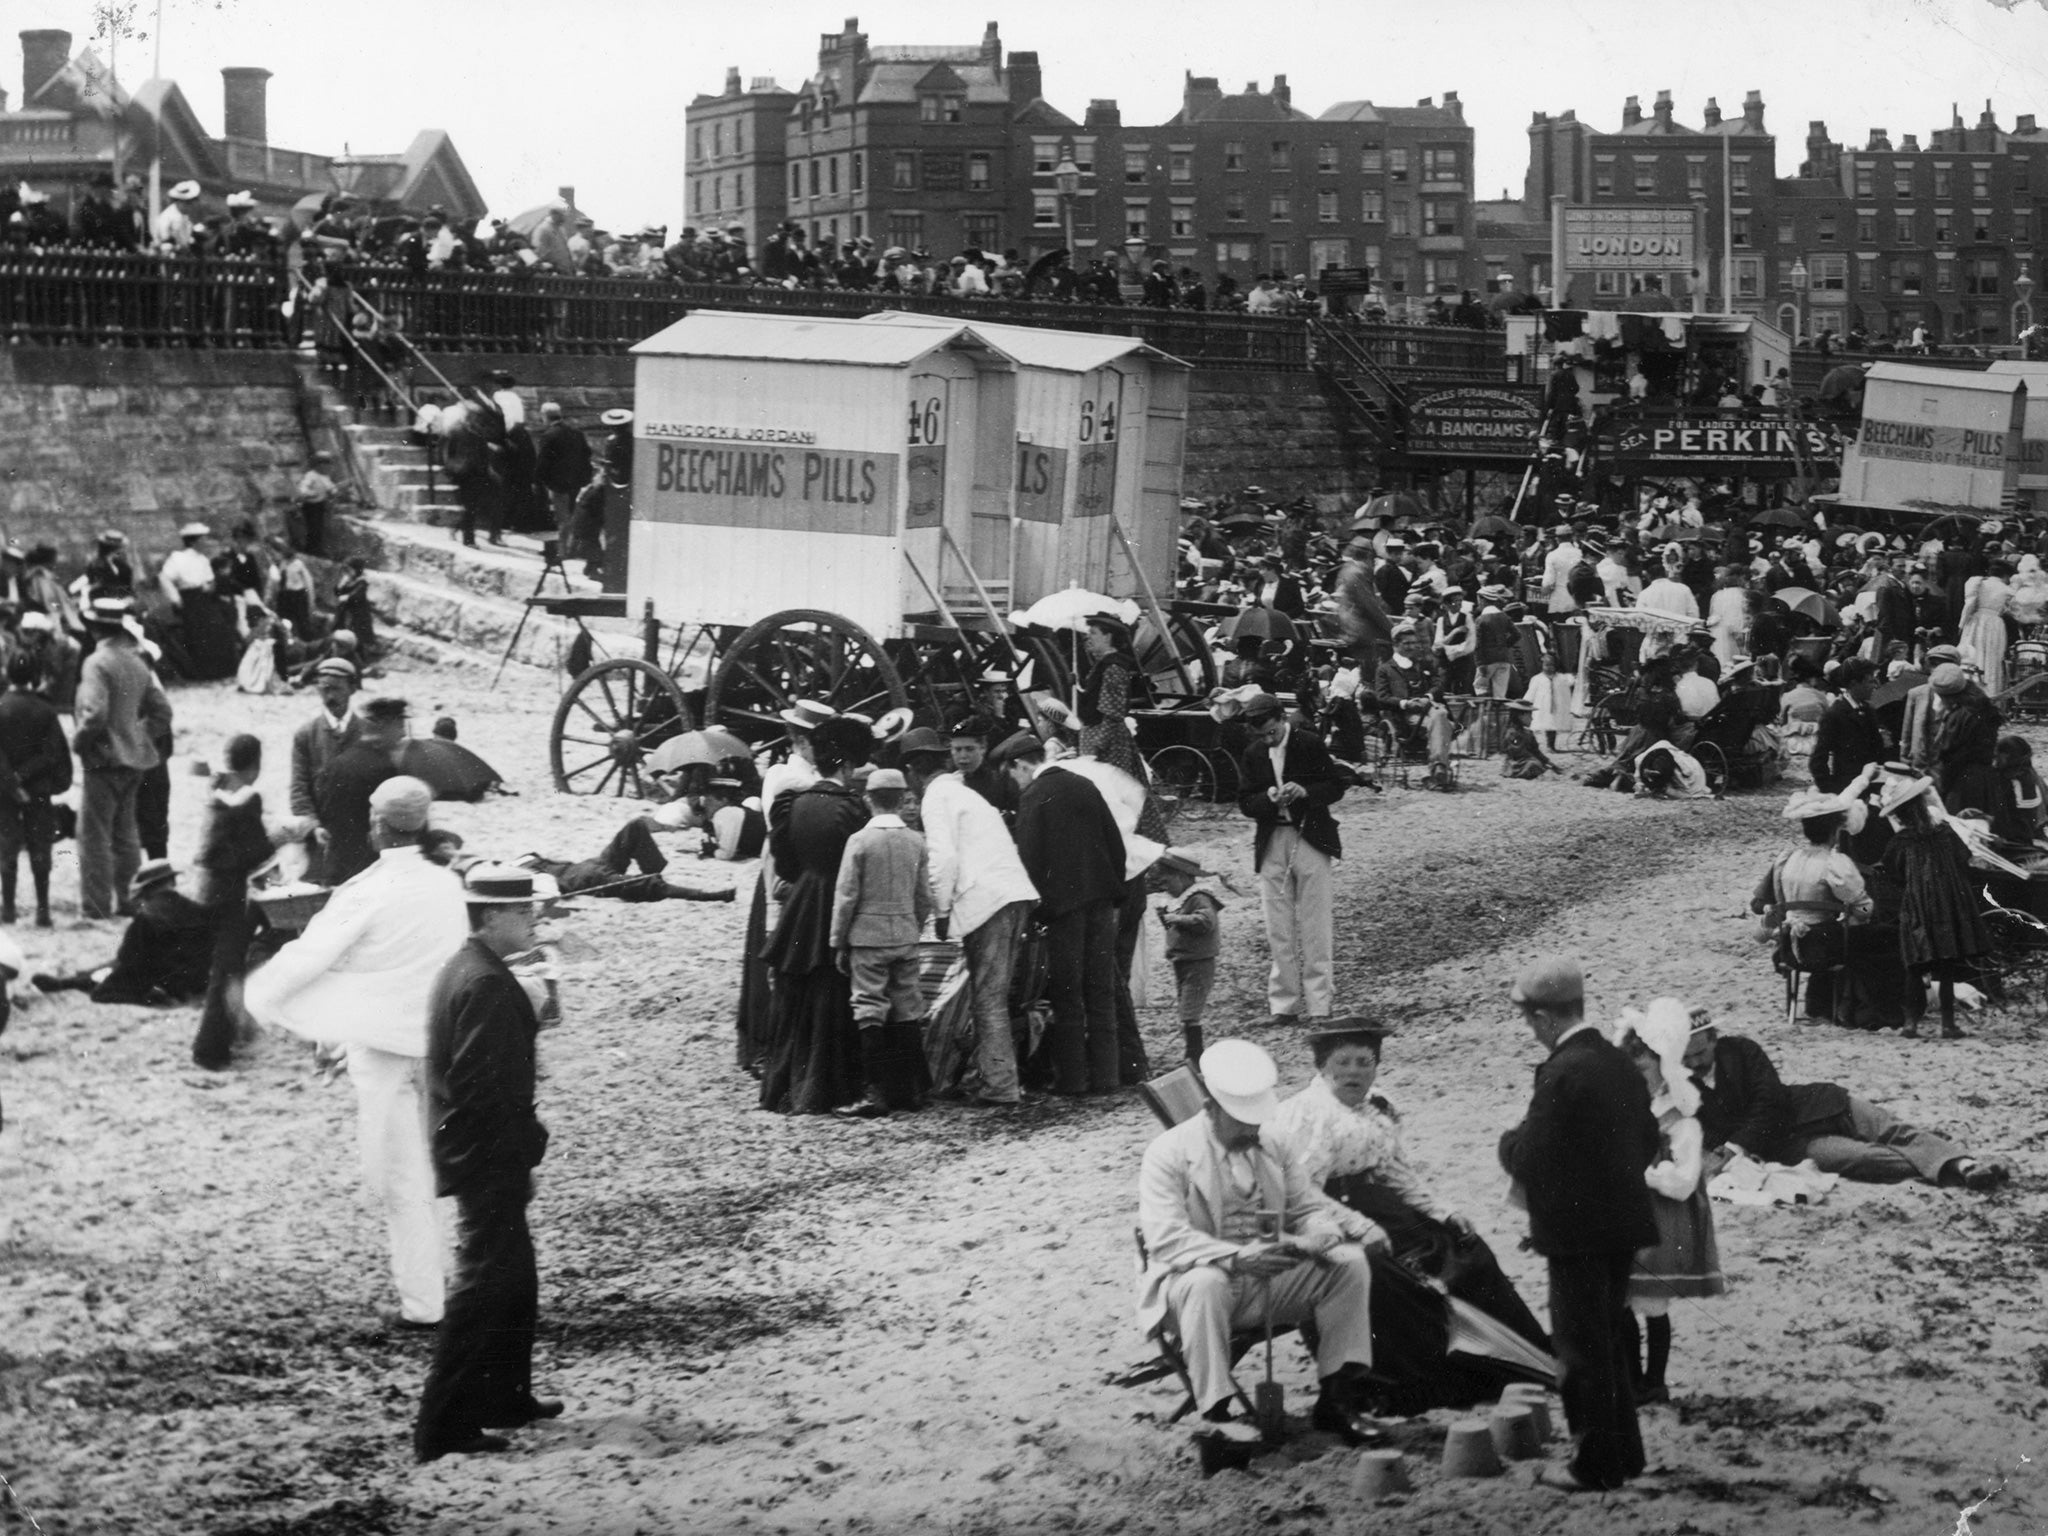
[345,1044,451,1324]
[1161,1247,1374,1411]
[1258,827,1335,1018]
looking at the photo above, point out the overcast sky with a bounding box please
[20,0,2048,227]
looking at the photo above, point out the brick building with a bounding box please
[0,27,484,228]
[688,24,1482,302]
[686,68,797,253]
[1517,88,2046,343]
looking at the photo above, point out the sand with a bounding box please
[2,656,2044,1536]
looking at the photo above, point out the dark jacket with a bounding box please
[1693,1034,1850,1161]
[1015,766,1125,919]
[1238,723,1347,868]
[314,742,401,887]
[1809,697,1886,793]
[1497,1027,1660,1258]
[195,784,273,909]
[533,421,595,494]
[0,690,71,798]
[93,887,218,1004]
[425,937,549,1197]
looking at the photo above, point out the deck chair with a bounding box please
[1108,1063,1306,1424]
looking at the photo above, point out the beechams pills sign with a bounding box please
[1855,418,2011,470]
[1406,387,1543,458]
[1559,206,1700,271]
[642,440,899,537]
[1601,417,1843,475]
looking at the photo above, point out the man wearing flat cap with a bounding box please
[1236,695,1346,1026]
[290,659,361,883]
[415,866,559,1460]
[1137,1039,1384,1437]
[315,697,413,886]
[1498,954,1659,1492]
[74,597,173,919]
[247,777,469,1331]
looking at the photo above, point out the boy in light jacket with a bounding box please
[831,768,933,1117]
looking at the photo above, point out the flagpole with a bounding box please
[146,0,163,230]
[1721,125,1733,313]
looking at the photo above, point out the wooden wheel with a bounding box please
[1133,610,1219,705]
[894,630,1006,729]
[706,608,908,746]
[550,658,692,796]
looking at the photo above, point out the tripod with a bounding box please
[492,537,574,690]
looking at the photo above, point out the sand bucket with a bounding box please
[1440,1419,1503,1478]
[1348,1448,1411,1500]
[1488,1403,1541,1460]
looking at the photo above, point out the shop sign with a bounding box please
[1601,417,1842,474]
[1559,206,1700,271]
[1406,387,1543,458]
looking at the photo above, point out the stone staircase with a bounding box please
[306,387,634,673]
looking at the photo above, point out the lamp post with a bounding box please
[2014,263,2036,346]
[1123,233,1148,300]
[1789,257,1809,345]
[1053,155,1079,260]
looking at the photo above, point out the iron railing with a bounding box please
[0,248,1512,377]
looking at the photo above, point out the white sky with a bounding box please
[19,0,2048,228]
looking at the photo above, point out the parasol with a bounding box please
[503,200,570,238]
[400,737,505,801]
[1469,514,1521,541]
[1445,1298,1557,1384]
[1221,608,1299,644]
[646,727,755,773]
[1817,364,1869,403]
[1869,677,1918,709]
[1010,587,1139,634]
[289,192,330,232]
[1217,510,1272,531]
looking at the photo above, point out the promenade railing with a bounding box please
[0,247,1509,379]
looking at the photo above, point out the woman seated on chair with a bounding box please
[1752,776,1890,1028]
[1270,1019,1552,1415]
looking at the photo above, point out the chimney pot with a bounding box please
[2020,113,2038,134]
[221,66,272,144]
[1623,94,1643,127]
[1417,95,1433,108]
[20,28,71,106]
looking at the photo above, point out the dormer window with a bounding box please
[920,93,964,124]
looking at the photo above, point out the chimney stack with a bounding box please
[2019,114,2038,134]
[1703,97,1722,129]
[1272,73,1289,109]
[980,20,1000,66]
[1653,89,1674,128]
[1007,49,1041,105]
[1742,90,1765,130]
[1443,89,1462,119]
[1866,128,1891,151]
[1182,73,1221,120]
[1900,133,1919,151]
[1085,97,1120,129]
[20,29,70,106]
[1980,100,1999,130]
[724,66,741,95]
[1622,94,1643,128]
[221,66,272,143]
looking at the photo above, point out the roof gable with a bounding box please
[124,79,224,181]
[28,46,127,118]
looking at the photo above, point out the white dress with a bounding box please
[1959,575,2012,698]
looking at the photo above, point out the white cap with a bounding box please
[1198,1039,1280,1125]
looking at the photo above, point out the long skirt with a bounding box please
[758,965,863,1115]
[1628,1186,1725,1308]
[735,873,774,1076]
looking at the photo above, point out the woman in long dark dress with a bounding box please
[1271,1021,1553,1415]
[1928,666,2003,816]
[1882,776,1991,1039]
[191,734,280,1070]
[737,713,824,1076]
[1070,614,1169,844]
[758,718,874,1115]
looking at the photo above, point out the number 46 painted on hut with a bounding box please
[906,395,946,445]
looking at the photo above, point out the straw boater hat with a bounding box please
[1781,787,1852,820]
[1878,775,1937,817]
[225,191,257,210]
[778,698,838,731]
[178,521,211,540]
[167,181,200,202]
[462,864,561,905]
[83,596,133,628]
[600,408,634,427]
[1198,1039,1280,1125]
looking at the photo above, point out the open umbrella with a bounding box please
[1222,608,1299,644]
[1749,506,1807,530]
[1469,514,1521,542]
[1011,587,1139,634]
[1217,510,1272,531]
[1357,492,1428,526]
[400,737,505,802]
[646,726,755,774]
[1784,590,1840,626]
[1869,677,1918,709]
[503,200,570,238]
[289,192,331,232]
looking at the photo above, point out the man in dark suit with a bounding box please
[415,865,559,1461]
[1000,731,1126,1095]
[1236,693,1346,1025]
[1685,1025,2008,1189]
[314,696,411,886]
[1808,657,1885,792]
[531,403,593,545]
[1498,955,1659,1493]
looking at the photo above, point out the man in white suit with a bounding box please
[1136,1039,1385,1435]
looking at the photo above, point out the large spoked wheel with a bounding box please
[1134,610,1219,705]
[1148,744,1219,824]
[550,658,693,796]
[706,608,908,746]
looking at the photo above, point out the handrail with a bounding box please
[342,285,463,402]
[296,270,414,408]
[1309,318,1412,417]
